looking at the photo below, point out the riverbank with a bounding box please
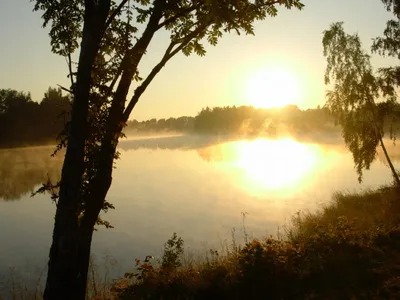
[114,186,400,299]
[2,186,400,299]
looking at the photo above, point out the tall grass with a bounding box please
[115,186,400,299]
[0,254,119,300]
[3,186,400,299]
[287,185,400,243]
[0,266,45,300]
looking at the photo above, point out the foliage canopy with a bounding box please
[32,0,305,220]
[32,1,305,298]
[323,1,400,183]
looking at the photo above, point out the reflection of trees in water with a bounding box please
[196,147,224,162]
[0,146,63,201]
[119,134,235,152]
[119,133,340,153]
[120,135,247,163]
[1,134,348,201]
[4,136,220,201]
[196,144,231,162]
[377,141,400,165]
[118,133,346,164]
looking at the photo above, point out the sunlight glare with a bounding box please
[199,138,321,195]
[246,68,301,108]
[235,139,318,190]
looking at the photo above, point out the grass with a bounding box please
[0,254,118,300]
[0,266,45,300]
[3,186,400,299]
[114,185,400,299]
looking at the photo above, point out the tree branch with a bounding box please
[122,23,209,122]
[53,6,76,91]
[117,0,290,125]
[66,52,75,88]
[57,84,74,94]
[84,0,96,11]
[104,0,129,30]
[105,0,165,98]
[156,4,200,30]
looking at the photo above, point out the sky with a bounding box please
[0,0,398,121]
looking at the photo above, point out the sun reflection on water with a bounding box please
[198,138,323,196]
[236,138,318,189]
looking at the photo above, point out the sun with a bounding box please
[245,67,301,109]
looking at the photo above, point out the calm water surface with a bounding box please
[0,134,399,279]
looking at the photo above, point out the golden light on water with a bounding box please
[198,138,322,195]
[235,139,318,190]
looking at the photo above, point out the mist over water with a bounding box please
[0,134,399,280]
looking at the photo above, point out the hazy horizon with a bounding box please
[0,0,398,121]
[2,1,400,297]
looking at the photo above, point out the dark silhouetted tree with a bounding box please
[32,0,304,298]
[323,20,400,184]
[0,88,70,147]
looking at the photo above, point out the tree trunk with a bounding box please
[379,136,400,187]
[44,2,110,299]
[368,100,400,187]
[44,1,167,298]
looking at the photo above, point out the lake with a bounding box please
[0,134,399,281]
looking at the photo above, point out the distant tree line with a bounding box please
[127,104,400,137]
[0,87,71,148]
[126,105,338,136]
[2,86,399,149]
[126,116,195,133]
[192,105,335,135]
